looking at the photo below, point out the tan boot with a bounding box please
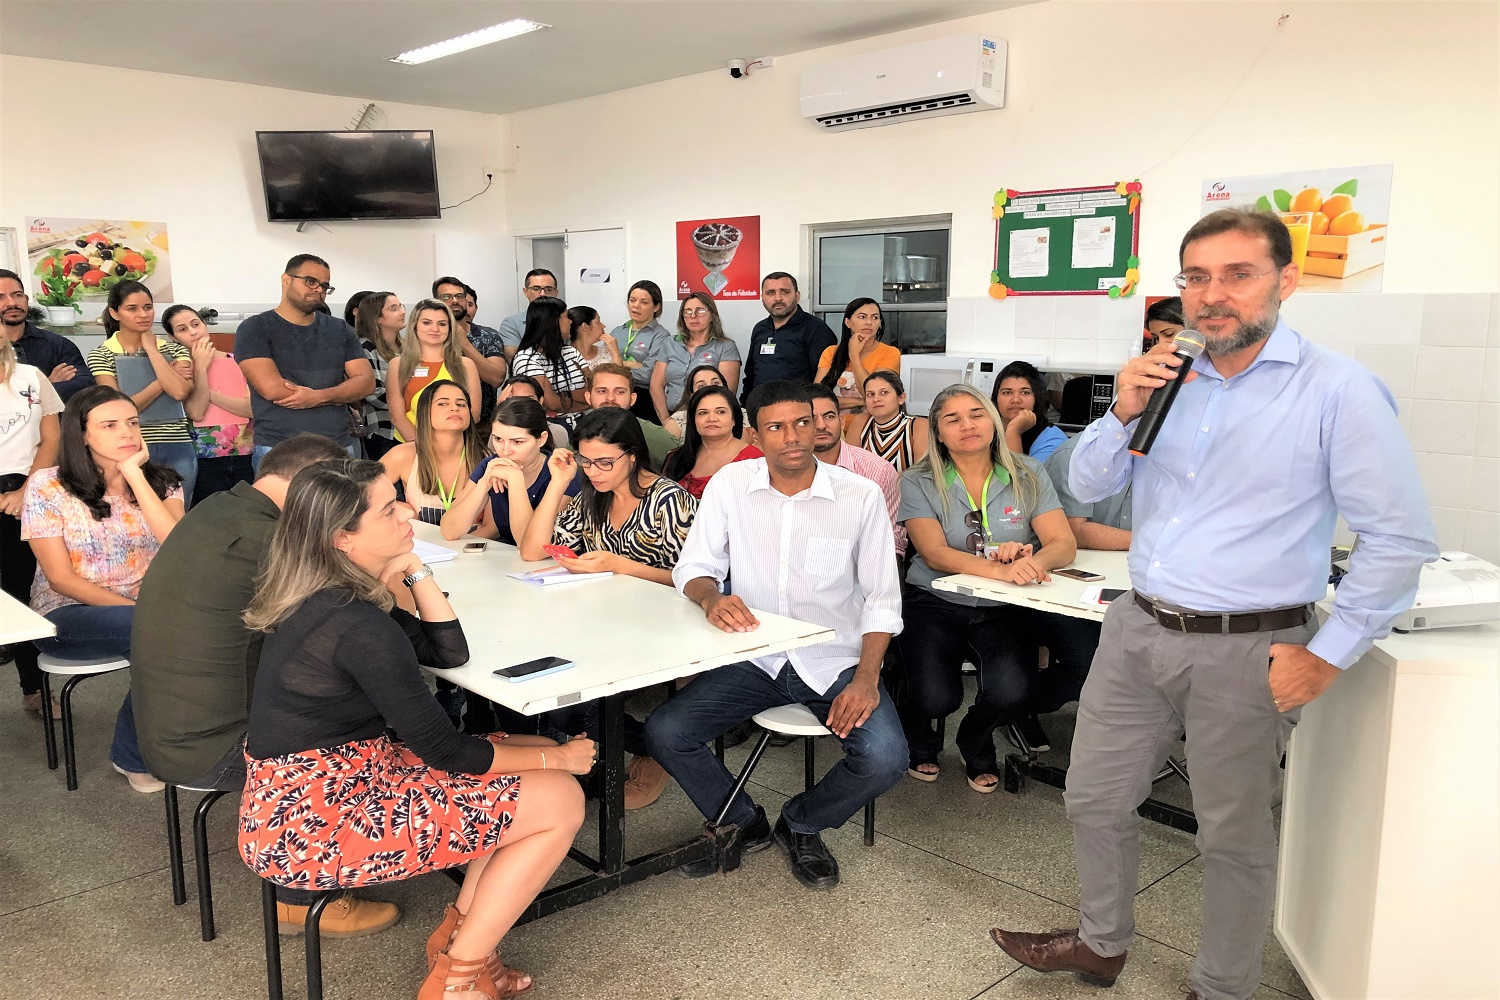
[623,755,668,809]
[276,893,400,937]
[425,904,462,968]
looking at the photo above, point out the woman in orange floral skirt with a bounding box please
[239,458,591,998]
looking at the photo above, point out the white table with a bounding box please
[0,588,55,645]
[1277,619,1500,1000]
[927,551,1200,830]
[930,549,1130,622]
[413,525,835,922]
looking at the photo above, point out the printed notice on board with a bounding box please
[1071,216,1115,270]
[1009,228,1050,278]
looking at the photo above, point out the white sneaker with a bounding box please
[111,762,166,793]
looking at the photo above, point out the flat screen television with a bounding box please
[255,130,441,222]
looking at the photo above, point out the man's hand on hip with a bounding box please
[1268,643,1339,712]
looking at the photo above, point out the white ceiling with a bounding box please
[0,1,1028,115]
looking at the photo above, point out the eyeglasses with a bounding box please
[526,284,557,295]
[963,510,986,554]
[435,292,465,302]
[288,274,335,294]
[682,308,710,318]
[575,453,628,471]
[1172,268,1277,290]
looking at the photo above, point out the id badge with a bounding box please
[760,342,776,355]
[983,541,1004,559]
[413,366,429,378]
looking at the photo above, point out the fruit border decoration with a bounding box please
[989,181,1141,299]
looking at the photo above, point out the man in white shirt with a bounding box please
[808,383,904,556]
[647,380,907,890]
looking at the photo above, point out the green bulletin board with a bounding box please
[988,181,1142,299]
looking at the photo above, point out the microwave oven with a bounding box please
[898,354,1046,417]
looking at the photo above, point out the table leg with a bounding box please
[597,692,626,874]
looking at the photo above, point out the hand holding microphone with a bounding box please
[1114,330,1206,457]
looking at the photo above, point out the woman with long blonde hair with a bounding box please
[379,379,485,525]
[895,383,1075,791]
[239,457,589,999]
[385,299,480,444]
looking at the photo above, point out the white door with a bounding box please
[563,229,628,329]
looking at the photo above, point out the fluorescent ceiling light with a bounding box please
[389,19,550,65]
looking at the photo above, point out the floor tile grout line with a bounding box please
[1135,851,1202,895]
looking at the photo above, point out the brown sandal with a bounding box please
[419,953,499,999]
[486,954,533,998]
[426,904,462,968]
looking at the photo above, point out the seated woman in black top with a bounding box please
[239,458,591,999]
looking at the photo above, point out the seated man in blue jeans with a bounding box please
[646,380,907,890]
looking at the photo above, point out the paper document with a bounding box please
[509,567,612,587]
[412,539,457,564]
[1008,228,1050,278]
[1071,216,1115,270]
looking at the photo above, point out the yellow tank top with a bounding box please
[397,361,454,443]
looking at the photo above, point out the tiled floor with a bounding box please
[0,671,1310,1000]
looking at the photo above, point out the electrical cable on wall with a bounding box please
[1131,13,1291,181]
[442,173,493,210]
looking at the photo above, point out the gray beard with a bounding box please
[1199,290,1280,356]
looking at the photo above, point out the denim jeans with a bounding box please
[192,454,253,507]
[252,441,358,474]
[36,604,145,774]
[645,661,909,835]
[147,440,198,510]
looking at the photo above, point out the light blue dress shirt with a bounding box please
[1070,320,1437,670]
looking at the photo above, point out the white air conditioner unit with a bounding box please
[800,33,1006,132]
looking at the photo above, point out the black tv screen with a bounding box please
[255,130,441,222]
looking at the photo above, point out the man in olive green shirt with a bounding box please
[129,434,400,937]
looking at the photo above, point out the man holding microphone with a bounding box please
[990,209,1437,1000]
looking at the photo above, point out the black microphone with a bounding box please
[1128,329,1206,457]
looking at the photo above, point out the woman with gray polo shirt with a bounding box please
[649,293,742,426]
[609,279,672,424]
[896,384,1076,793]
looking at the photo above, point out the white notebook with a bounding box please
[412,539,457,565]
[508,566,612,587]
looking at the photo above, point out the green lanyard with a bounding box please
[622,321,644,361]
[435,472,460,510]
[944,463,1011,540]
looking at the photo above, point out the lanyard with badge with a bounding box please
[622,321,644,362]
[950,464,1011,557]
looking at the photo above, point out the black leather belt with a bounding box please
[1133,592,1311,635]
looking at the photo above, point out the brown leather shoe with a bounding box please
[989,927,1126,987]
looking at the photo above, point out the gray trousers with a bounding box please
[1063,594,1316,1000]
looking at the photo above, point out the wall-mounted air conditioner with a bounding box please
[799,33,1006,132]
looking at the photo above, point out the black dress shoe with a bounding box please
[719,720,755,749]
[772,816,839,889]
[766,731,797,748]
[677,807,772,878]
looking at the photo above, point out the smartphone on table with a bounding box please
[1099,588,1128,603]
[1055,567,1106,582]
[493,656,574,682]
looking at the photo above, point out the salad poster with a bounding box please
[25,217,172,307]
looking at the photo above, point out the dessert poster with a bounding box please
[675,215,760,300]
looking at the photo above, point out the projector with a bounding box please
[1389,552,1500,631]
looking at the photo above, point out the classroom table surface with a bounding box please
[413,524,836,715]
[0,588,55,646]
[931,548,1131,621]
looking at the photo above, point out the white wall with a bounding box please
[0,55,516,323]
[503,0,1498,323]
[501,0,1499,560]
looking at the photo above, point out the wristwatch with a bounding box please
[402,565,434,588]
